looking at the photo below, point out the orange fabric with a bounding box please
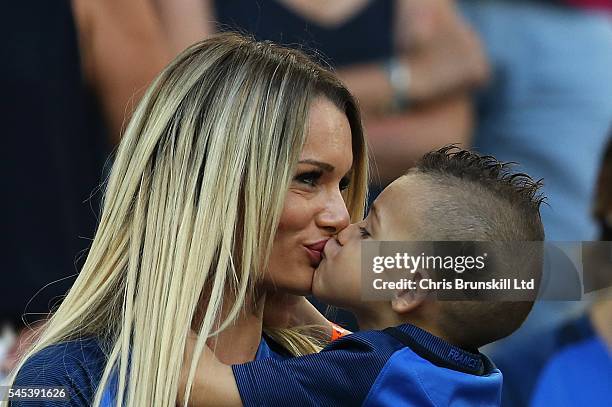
[331,323,351,341]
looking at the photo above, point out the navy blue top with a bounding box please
[10,335,288,406]
[214,0,394,67]
[9,338,106,406]
[233,324,502,406]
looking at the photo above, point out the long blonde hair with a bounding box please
[7,33,367,406]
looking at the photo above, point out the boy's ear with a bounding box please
[391,271,428,314]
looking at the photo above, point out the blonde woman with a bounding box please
[6,33,367,406]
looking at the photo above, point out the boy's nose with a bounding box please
[336,223,358,246]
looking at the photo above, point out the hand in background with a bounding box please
[337,0,487,185]
[340,0,489,115]
[396,0,490,103]
[0,321,45,375]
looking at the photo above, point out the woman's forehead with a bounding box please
[301,98,353,172]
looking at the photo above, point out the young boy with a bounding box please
[184,146,545,407]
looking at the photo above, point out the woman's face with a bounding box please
[264,97,354,295]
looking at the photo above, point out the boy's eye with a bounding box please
[359,227,371,238]
[295,170,323,187]
[339,176,350,191]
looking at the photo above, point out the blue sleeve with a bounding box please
[9,339,106,407]
[231,331,402,407]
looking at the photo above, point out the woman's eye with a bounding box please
[359,227,371,238]
[295,171,322,187]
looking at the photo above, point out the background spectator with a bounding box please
[155,0,489,188]
[459,0,612,405]
[1,0,169,376]
[531,136,612,406]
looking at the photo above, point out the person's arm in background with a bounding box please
[338,0,489,185]
[362,97,473,184]
[73,0,172,145]
[151,0,489,186]
[0,321,46,376]
[153,0,216,56]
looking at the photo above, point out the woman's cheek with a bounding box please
[262,193,318,294]
[279,190,314,227]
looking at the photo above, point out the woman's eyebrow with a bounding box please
[299,159,334,172]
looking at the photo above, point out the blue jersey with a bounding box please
[233,324,502,406]
[9,338,106,406]
[531,334,612,406]
[10,334,287,406]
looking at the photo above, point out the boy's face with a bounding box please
[313,175,425,309]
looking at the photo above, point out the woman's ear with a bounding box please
[391,271,428,314]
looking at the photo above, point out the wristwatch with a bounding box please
[384,56,411,112]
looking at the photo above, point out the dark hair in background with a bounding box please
[410,145,546,348]
[594,136,612,240]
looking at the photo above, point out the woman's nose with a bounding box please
[316,191,350,235]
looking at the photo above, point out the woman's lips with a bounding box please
[304,239,329,266]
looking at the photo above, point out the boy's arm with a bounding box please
[184,331,396,406]
[187,361,242,407]
[264,293,351,340]
[178,309,351,407]
[179,333,242,407]
[263,293,327,328]
[232,334,393,407]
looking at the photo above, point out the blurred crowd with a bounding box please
[2,0,611,405]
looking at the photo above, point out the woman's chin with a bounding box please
[282,283,313,297]
[265,274,314,297]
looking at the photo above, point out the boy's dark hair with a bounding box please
[414,145,545,242]
[412,145,546,348]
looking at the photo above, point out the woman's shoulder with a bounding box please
[12,337,107,406]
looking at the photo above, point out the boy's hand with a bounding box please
[263,293,333,339]
[263,292,304,328]
[177,330,242,407]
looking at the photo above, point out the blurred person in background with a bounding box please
[459,0,612,405]
[156,0,489,188]
[1,0,169,376]
[461,0,612,242]
[531,136,612,406]
[154,0,490,330]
